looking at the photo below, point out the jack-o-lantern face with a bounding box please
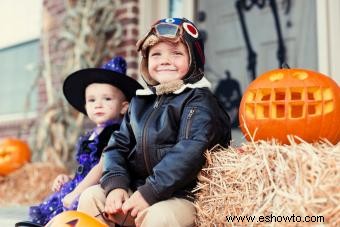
[45,211,108,227]
[239,67,340,144]
[0,138,31,175]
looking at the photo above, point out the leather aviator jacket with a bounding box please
[100,84,231,205]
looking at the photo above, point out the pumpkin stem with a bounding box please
[281,62,290,69]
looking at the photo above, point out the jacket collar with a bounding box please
[136,77,211,96]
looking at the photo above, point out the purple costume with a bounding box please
[29,123,119,225]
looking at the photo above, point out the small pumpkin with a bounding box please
[239,65,340,144]
[0,138,31,176]
[46,211,108,227]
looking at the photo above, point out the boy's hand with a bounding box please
[52,174,71,192]
[122,191,149,218]
[105,188,129,214]
[62,191,78,208]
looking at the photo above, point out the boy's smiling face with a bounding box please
[148,41,189,84]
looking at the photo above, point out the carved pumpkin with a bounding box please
[0,138,31,175]
[239,67,340,144]
[45,211,108,227]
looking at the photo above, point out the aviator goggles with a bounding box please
[153,22,182,39]
[152,18,199,39]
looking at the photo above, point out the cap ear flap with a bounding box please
[136,31,155,53]
[136,36,146,52]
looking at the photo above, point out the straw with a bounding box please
[0,162,67,205]
[194,138,340,226]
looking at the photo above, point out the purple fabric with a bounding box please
[101,56,127,74]
[29,121,119,225]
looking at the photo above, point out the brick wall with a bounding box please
[0,0,140,141]
[0,119,34,140]
[115,0,140,79]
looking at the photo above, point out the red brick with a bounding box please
[131,6,139,14]
[121,17,138,26]
[121,0,138,4]
[116,8,128,17]
[128,61,138,69]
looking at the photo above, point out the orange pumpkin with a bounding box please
[0,138,31,175]
[239,67,340,144]
[45,211,108,227]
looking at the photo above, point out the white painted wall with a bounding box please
[0,0,42,48]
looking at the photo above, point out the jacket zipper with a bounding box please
[185,108,196,139]
[153,96,161,108]
[142,96,163,174]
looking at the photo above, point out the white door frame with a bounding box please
[316,0,340,83]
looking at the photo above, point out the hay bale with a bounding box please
[0,162,67,206]
[195,138,340,226]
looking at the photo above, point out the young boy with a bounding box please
[28,56,142,225]
[77,18,231,227]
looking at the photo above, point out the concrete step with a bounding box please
[0,206,29,226]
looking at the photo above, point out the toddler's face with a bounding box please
[148,41,189,84]
[85,83,128,126]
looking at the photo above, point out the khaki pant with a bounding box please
[77,184,196,227]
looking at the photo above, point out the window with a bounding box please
[0,40,39,116]
[0,0,42,119]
